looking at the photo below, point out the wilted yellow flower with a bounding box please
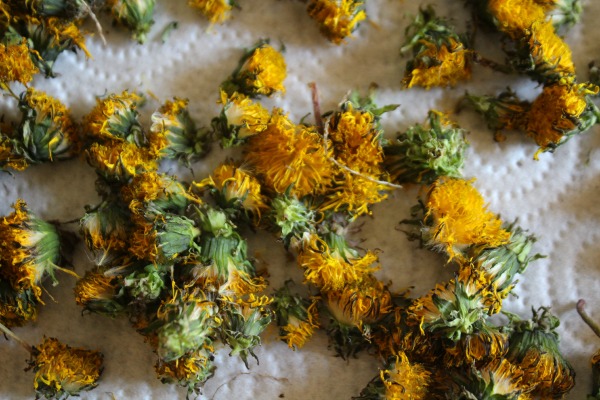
[443,327,508,367]
[196,163,267,220]
[381,351,431,400]
[189,0,233,24]
[155,346,215,395]
[74,269,118,308]
[526,82,594,157]
[320,171,390,217]
[19,87,79,162]
[403,38,472,89]
[245,110,335,197]
[0,287,38,327]
[84,90,143,141]
[424,178,510,259]
[465,358,529,399]
[0,135,28,171]
[0,40,39,86]
[487,0,546,38]
[307,0,367,44]
[326,275,392,331]
[0,200,62,301]
[30,337,103,398]
[328,104,383,173]
[216,89,270,145]
[244,44,286,96]
[86,141,156,179]
[123,171,200,217]
[280,299,319,350]
[298,234,378,291]
[528,20,574,78]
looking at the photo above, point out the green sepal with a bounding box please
[384,110,467,184]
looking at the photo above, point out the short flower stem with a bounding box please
[0,322,33,354]
[577,299,600,339]
[308,82,323,134]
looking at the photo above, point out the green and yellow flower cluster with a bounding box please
[460,0,599,158]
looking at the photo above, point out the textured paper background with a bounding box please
[1,0,600,398]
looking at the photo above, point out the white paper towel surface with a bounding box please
[1,0,600,399]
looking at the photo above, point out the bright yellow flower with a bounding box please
[381,351,431,400]
[424,178,510,259]
[403,39,471,89]
[83,91,143,141]
[526,82,593,157]
[245,110,335,197]
[0,40,38,85]
[219,89,270,139]
[307,0,367,44]
[188,0,233,24]
[328,104,383,173]
[31,337,103,397]
[487,0,546,38]
[325,275,392,330]
[298,234,378,291]
[528,20,574,78]
[242,44,286,96]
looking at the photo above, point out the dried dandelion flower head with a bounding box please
[29,337,103,399]
[423,177,510,260]
[245,110,335,197]
[0,40,39,86]
[526,82,599,158]
[188,0,234,25]
[306,0,367,44]
[0,200,62,301]
[214,89,270,147]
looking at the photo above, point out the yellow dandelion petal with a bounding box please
[382,351,431,400]
[425,178,510,259]
[32,337,103,397]
[0,40,39,85]
[243,44,287,96]
[74,269,117,307]
[220,90,270,139]
[326,275,392,330]
[86,141,156,178]
[189,0,233,24]
[0,136,28,171]
[403,39,472,89]
[487,0,546,38]
[526,82,590,153]
[321,170,390,216]
[84,91,143,141]
[298,234,378,291]
[528,20,574,77]
[307,0,367,44]
[245,111,335,197]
